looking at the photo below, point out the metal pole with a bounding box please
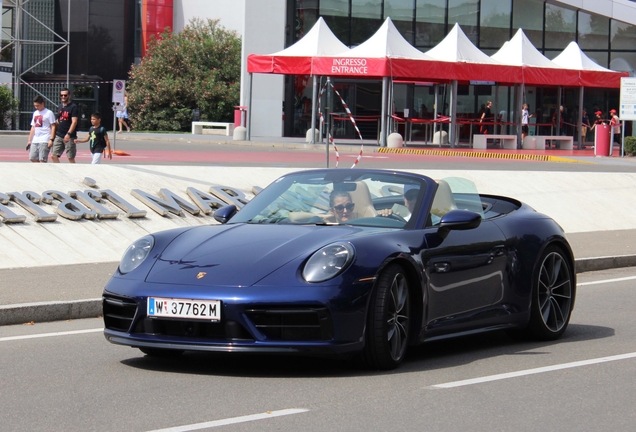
[621,118,625,157]
[13,2,21,103]
[516,84,522,147]
[310,75,318,144]
[112,104,117,151]
[449,80,458,147]
[66,0,70,87]
[578,86,584,149]
[556,86,562,136]
[433,84,438,145]
[380,77,389,147]
[494,84,499,135]
[246,73,253,140]
[325,77,332,167]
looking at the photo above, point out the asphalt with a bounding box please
[1,130,636,326]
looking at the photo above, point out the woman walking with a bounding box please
[116,92,131,133]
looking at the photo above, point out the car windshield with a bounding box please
[229,170,428,228]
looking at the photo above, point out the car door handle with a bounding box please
[487,246,506,264]
[434,262,450,273]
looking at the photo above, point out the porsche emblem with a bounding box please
[196,272,207,279]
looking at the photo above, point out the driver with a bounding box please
[327,190,355,223]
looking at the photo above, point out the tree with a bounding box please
[0,85,19,130]
[127,19,241,131]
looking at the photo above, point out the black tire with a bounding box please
[362,263,411,370]
[139,347,184,358]
[526,246,574,340]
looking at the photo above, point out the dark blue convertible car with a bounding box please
[103,169,575,369]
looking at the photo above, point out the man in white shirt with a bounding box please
[27,95,57,163]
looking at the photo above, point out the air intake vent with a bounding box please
[103,294,138,332]
[245,306,334,341]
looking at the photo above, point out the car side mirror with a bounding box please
[437,209,481,239]
[213,204,237,224]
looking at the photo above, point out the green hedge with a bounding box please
[625,136,636,156]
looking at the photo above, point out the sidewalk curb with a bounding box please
[575,254,636,273]
[0,298,101,326]
[2,255,636,327]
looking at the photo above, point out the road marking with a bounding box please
[430,352,636,389]
[578,275,636,286]
[344,155,389,159]
[0,328,103,342]
[146,408,309,432]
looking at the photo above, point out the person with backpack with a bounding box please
[77,112,112,164]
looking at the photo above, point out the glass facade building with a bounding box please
[1,0,137,130]
[288,0,636,140]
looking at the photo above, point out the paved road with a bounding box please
[3,132,636,171]
[1,266,635,431]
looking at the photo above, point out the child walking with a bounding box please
[78,112,112,164]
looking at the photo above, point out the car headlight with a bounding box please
[303,242,354,283]
[119,235,154,274]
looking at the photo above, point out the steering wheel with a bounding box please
[377,212,407,223]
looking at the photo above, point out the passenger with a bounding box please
[377,186,419,220]
[403,187,419,220]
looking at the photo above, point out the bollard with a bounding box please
[387,133,404,148]
[305,128,319,143]
[433,130,448,145]
[233,126,247,141]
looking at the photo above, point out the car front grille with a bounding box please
[103,295,334,343]
[245,306,334,341]
[132,318,253,341]
[103,294,137,332]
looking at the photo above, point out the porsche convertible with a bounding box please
[103,168,575,369]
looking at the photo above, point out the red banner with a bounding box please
[141,0,174,57]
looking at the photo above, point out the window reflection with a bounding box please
[544,3,576,49]
[352,0,382,45]
[611,20,636,50]
[512,0,543,48]
[415,0,446,48]
[479,0,511,49]
[578,11,609,51]
[448,0,478,44]
[320,0,348,17]
[385,0,414,44]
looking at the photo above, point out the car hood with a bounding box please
[145,223,361,286]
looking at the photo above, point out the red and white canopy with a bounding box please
[423,23,519,83]
[552,41,624,88]
[311,18,439,79]
[491,29,581,86]
[247,17,348,75]
[248,18,627,88]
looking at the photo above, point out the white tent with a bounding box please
[425,23,498,65]
[344,18,431,59]
[552,41,612,72]
[247,17,348,75]
[491,29,580,86]
[271,17,348,57]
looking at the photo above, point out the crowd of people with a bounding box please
[473,101,622,144]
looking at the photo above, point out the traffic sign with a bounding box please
[112,79,126,104]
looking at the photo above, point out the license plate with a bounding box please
[147,297,221,321]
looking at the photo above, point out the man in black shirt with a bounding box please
[51,88,80,163]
